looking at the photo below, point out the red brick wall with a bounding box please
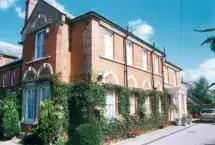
[0,66,21,88]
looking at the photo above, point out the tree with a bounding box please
[194,28,215,52]
[187,76,213,104]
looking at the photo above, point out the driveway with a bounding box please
[117,122,215,145]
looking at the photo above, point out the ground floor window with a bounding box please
[23,83,50,124]
[25,89,35,122]
[105,90,116,119]
[130,95,137,115]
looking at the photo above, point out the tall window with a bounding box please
[126,40,133,66]
[25,89,35,122]
[2,72,6,87]
[154,55,159,74]
[173,71,177,86]
[164,66,168,83]
[39,86,50,101]
[142,50,148,71]
[35,31,45,59]
[105,90,116,118]
[11,69,15,86]
[104,30,114,59]
[145,97,151,114]
[130,95,136,115]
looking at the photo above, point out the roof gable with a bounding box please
[21,0,63,35]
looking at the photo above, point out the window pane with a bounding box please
[126,41,133,65]
[106,91,115,118]
[35,31,45,59]
[143,51,147,70]
[105,30,113,59]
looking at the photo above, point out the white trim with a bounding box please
[11,69,16,86]
[37,63,53,77]
[2,72,6,88]
[35,30,45,60]
[23,67,37,81]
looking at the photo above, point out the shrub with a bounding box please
[33,100,65,144]
[71,123,102,145]
[2,92,20,138]
[21,133,43,145]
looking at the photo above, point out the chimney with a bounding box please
[25,0,38,23]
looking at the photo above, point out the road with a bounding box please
[117,122,215,145]
[147,123,215,145]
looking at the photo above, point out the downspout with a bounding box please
[162,47,166,91]
[84,21,89,81]
[151,43,155,90]
[124,27,129,87]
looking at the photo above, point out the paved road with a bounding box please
[149,123,215,145]
[117,122,215,145]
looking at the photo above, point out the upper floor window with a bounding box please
[164,66,168,83]
[35,31,45,60]
[11,69,15,86]
[104,30,114,59]
[173,71,177,85]
[2,72,6,87]
[126,40,133,66]
[154,55,159,74]
[142,50,148,71]
[105,90,116,119]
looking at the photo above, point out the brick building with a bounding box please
[0,0,187,130]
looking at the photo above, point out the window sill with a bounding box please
[99,55,124,65]
[26,56,51,65]
[22,120,38,125]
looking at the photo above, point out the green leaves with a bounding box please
[2,91,21,138]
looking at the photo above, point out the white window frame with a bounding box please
[104,29,114,59]
[11,69,15,86]
[126,40,133,66]
[164,66,168,83]
[145,97,151,114]
[130,95,136,115]
[142,50,148,71]
[39,86,51,102]
[35,30,45,60]
[25,89,35,123]
[105,90,116,119]
[2,72,6,88]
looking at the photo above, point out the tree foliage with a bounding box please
[2,91,21,138]
[187,76,213,104]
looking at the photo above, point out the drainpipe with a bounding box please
[162,47,166,91]
[151,43,155,90]
[124,27,129,87]
[84,21,89,81]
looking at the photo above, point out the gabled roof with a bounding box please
[0,41,22,58]
[21,0,74,34]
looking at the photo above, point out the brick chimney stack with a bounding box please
[25,0,38,23]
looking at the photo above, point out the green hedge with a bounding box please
[2,91,21,138]
[70,123,102,145]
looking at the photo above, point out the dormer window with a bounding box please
[35,30,45,60]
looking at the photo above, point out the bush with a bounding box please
[33,100,65,144]
[2,92,20,138]
[21,133,43,145]
[71,123,102,145]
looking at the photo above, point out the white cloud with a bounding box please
[44,0,74,19]
[182,58,215,84]
[0,41,22,57]
[15,6,25,19]
[128,19,154,42]
[0,0,17,9]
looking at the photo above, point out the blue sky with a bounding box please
[0,0,215,82]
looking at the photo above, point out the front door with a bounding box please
[25,89,35,122]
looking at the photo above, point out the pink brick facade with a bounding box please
[0,1,184,131]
